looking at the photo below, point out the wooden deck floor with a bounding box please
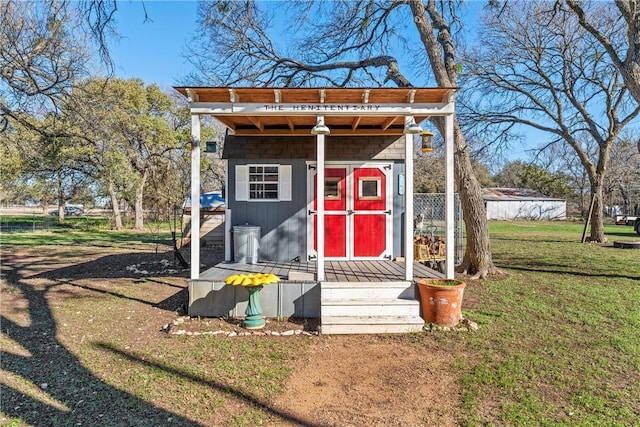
[199,260,444,282]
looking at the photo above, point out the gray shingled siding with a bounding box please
[223,135,405,160]
[226,136,408,262]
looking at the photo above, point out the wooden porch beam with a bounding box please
[247,116,264,131]
[189,102,455,116]
[190,114,201,280]
[228,89,238,102]
[362,89,370,103]
[381,116,400,131]
[212,116,237,131]
[231,128,405,136]
[351,116,362,131]
[286,116,296,131]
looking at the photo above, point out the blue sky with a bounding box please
[107,1,533,162]
[109,1,199,89]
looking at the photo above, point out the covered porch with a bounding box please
[176,87,458,333]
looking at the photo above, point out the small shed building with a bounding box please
[483,188,566,220]
[175,87,459,333]
[181,191,225,246]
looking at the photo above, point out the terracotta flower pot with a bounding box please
[416,278,466,327]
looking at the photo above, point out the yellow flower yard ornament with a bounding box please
[224,272,280,329]
[225,273,280,286]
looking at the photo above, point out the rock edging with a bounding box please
[162,316,319,337]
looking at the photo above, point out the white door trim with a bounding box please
[306,161,393,260]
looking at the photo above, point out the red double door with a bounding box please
[310,163,392,260]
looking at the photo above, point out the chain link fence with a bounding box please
[413,193,464,268]
[0,216,58,233]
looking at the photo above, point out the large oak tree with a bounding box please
[463,1,639,242]
[187,0,500,278]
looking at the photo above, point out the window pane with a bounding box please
[325,178,340,199]
[359,177,381,200]
[247,164,280,200]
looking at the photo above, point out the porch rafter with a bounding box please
[178,86,458,281]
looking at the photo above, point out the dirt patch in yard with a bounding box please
[1,243,463,426]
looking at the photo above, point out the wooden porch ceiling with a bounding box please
[174,87,457,136]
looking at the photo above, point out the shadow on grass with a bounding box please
[1,252,319,426]
[605,229,640,238]
[1,262,203,426]
[95,342,323,427]
[36,250,191,280]
[39,276,188,313]
[496,261,640,281]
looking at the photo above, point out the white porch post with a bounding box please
[404,116,415,281]
[316,131,326,281]
[190,114,201,280]
[445,113,455,279]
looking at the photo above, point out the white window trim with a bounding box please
[235,164,292,202]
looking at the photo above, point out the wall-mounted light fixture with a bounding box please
[204,140,218,153]
[404,118,422,134]
[311,116,330,135]
[420,130,434,153]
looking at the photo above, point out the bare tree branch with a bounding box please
[464,0,639,242]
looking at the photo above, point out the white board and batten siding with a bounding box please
[483,188,566,221]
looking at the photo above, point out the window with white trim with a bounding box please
[236,164,292,201]
[358,176,381,200]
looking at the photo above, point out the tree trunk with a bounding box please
[108,182,123,230]
[450,118,500,279]
[56,173,65,224]
[409,0,499,278]
[619,183,629,216]
[589,177,606,242]
[133,170,148,231]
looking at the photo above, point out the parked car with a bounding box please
[49,206,84,216]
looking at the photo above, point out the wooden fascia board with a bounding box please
[189,102,455,116]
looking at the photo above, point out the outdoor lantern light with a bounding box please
[420,130,434,153]
[311,116,330,135]
[404,118,422,134]
[204,140,218,153]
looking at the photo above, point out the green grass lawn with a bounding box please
[1,215,173,246]
[1,219,638,425]
[452,220,640,425]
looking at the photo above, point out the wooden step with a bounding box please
[321,298,420,317]
[320,282,424,335]
[321,315,425,335]
[321,281,416,300]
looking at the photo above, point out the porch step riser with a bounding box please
[321,288,415,300]
[322,303,420,317]
[321,315,425,335]
[321,282,416,300]
[321,323,424,334]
